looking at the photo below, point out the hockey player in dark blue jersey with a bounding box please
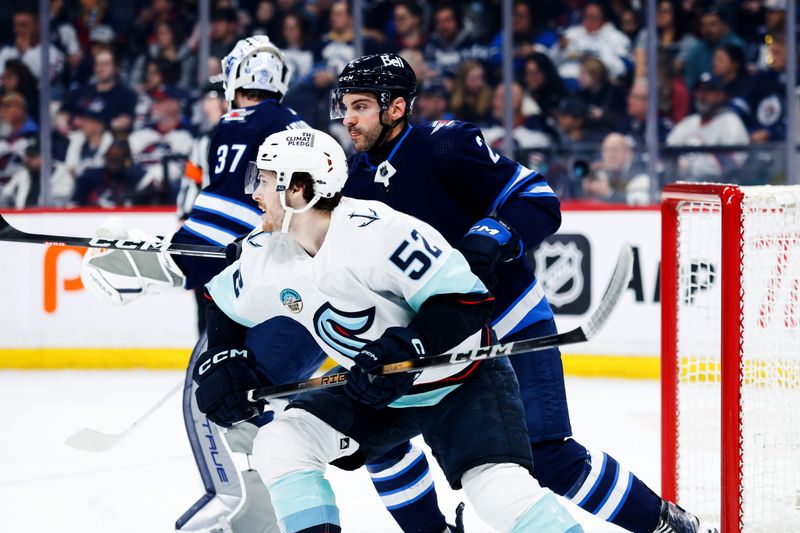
[329,53,716,533]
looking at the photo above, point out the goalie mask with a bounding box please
[245,128,348,232]
[222,36,291,105]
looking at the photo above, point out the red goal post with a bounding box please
[660,182,800,533]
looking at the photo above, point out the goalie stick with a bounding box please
[247,242,635,403]
[65,381,183,452]
[0,213,225,258]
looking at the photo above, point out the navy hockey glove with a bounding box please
[345,327,424,408]
[456,217,522,290]
[193,344,266,427]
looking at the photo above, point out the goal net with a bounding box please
[661,183,800,533]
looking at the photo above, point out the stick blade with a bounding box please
[64,428,126,453]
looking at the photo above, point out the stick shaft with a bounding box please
[0,214,225,258]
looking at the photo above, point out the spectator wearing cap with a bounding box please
[488,0,558,77]
[390,1,427,53]
[50,107,113,204]
[0,9,64,84]
[480,82,552,152]
[549,1,631,88]
[59,49,138,136]
[210,8,242,60]
[70,25,117,86]
[128,89,193,202]
[576,57,628,135]
[554,96,604,157]
[745,32,788,144]
[583,132,650,205]
[683,8,746,90]
[424,2,490,79]
[520,51,566,122]
[667,72,749,182]
[72,140,149,207]
[413,82,454,123]
[754,0,788,70]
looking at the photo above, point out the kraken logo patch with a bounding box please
[280,288,303,313]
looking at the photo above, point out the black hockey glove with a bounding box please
[193,344,266,427]
[224,234,247,266]
[344,327,424,408]
[456,217,522,290]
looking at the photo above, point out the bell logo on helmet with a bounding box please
[381,54,404,68]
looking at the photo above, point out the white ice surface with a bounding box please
[0,371,659,532]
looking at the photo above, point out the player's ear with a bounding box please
[389,96,406,121]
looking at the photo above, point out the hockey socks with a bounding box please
[532,438,662,533]
[367,443,448,533]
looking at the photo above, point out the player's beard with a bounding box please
[349,122,382,152]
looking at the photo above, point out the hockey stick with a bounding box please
[247,243,635,402]
[0,213,225,258]
[65,381,183,452]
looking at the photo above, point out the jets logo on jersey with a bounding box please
[280,288,303,313]
[313,302,375,358]
[348,208,380,227]
[221,108,255,122]
[431,120,456,135]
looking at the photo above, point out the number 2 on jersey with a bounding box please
[389,229,443,280]
[214,144,247,174]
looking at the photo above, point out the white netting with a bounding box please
[674,185,800,532]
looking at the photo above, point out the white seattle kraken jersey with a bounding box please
[206,197,489,407]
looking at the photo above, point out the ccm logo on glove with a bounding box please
[197,348,250,376]
[469,224,502,237]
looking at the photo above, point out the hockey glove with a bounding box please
[193,344,266,427]
[344,327,425,408]
[456,217,522,290]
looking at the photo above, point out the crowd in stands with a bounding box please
[0,0,797,209]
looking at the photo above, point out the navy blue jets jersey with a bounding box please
[172,99,308,289]
[343,120,560,339]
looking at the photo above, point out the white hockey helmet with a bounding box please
[221,35,291,104]
[245,128,348,228]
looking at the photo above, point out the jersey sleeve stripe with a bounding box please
[196,191,263,219]
[492,279,550,340]
[488,164,539,214]
[406,252,487,312]
[184,218,239,246]
[192,205,258,230]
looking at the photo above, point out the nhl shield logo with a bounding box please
[533,237,590,313]
[280,288,303,313]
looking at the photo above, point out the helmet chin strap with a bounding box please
[278,190,321,233]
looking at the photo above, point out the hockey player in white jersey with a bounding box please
[194,127,584,533]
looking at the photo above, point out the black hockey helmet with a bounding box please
[330,53,419,119]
